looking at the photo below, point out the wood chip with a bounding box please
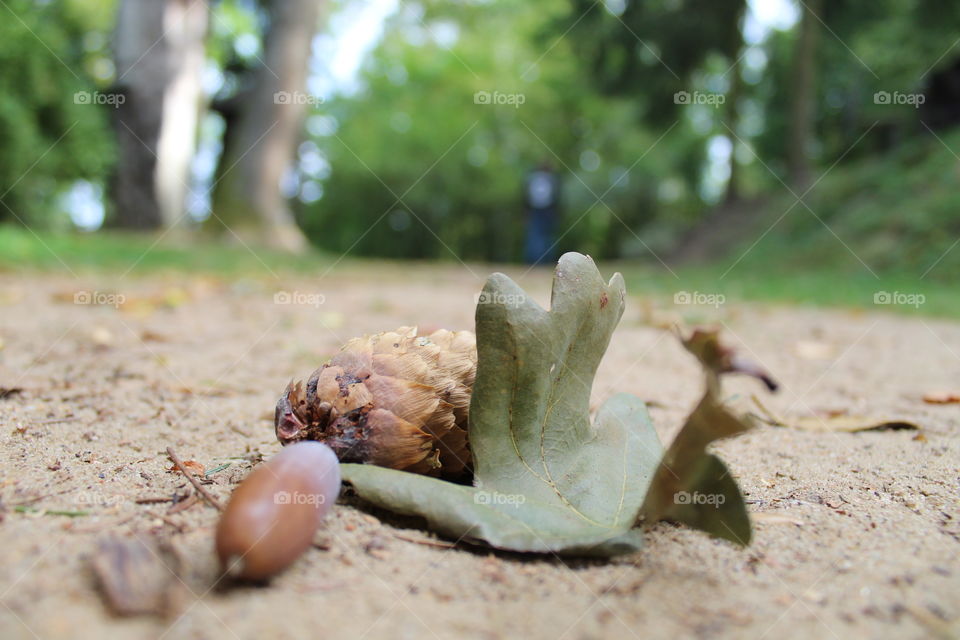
[91,537,176,616]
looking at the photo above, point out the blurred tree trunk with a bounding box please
[210,0,322,253]
[111,0,208,229]
[722,53,743,205]
[156,0,209,228]
[787,0,821,189]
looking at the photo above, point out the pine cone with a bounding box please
[275,327,476,478]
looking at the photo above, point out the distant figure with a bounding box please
[523,162,560,265]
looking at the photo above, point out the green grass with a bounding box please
[614,126,960,319]
[705,127,960,289]
[619,262,956,318]
[0,226,334,276]
[1,224,955,318]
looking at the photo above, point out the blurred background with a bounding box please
[1,0,959,310]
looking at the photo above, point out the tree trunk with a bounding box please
[787,0,821,189]
[722,52,743,205]
[156,0,208,228]
[210,0,322,252]
[111,0,208,229]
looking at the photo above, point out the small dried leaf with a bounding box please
[751,398,918,432]
[640,329,764,546]
[168,460,205,476]
[786,415,918,432]
[922,391,960,405]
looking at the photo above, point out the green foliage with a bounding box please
[300,0,699,261]
[754,0,960,175]
[565,0,745,125]
[0,0,115,224]
[730,126,960,283]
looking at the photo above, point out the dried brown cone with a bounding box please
[275,327,476,479]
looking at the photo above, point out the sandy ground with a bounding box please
[0,262,957,640]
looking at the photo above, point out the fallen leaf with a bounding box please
[168,460,205,476]
[342,254,766,554]
[922,391,960,405]
[751,397,918,432]
[792,416,918,432]
[640,329,767,546]
[344,254,659,555]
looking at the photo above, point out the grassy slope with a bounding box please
[621,126,960,318]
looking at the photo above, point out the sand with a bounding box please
[0,263,957,639]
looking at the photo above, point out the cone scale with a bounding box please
[275,327,476,478]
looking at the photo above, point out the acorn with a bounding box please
[275,327,476,478]
[216,441,340,581]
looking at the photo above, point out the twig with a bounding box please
[146,510,187,532]
[135,496,173,505]
[36,417,80,425]
[390,532,456,548]
[166,447,223,511]
[166,493,199,515]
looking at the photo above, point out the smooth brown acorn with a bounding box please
[275,326,476,478]
[216,441,340,581]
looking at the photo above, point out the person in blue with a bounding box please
[523,161,561,265]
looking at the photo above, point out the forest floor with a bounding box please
[0,262,957,639]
